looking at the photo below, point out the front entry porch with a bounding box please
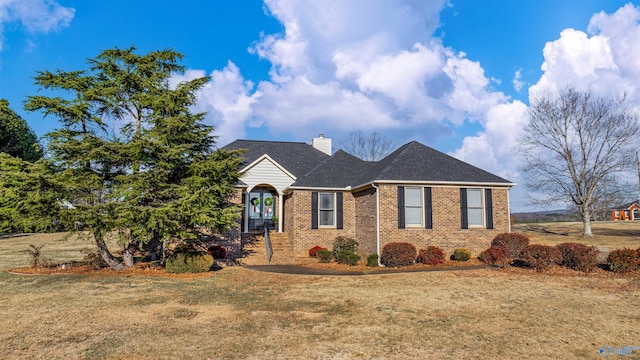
[241,186,284,233]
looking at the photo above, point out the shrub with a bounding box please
[336,250,360,266]
[166,252,214,273]
[332,237,358,259]
[367,253,379,267]
[607,248,639,273]
[556,242,599,272]
[381,242,417,267]
[25,244,46,269]
[416,246,445,265]
[479,247,508,266]
[452,248,472,261]
[308,245,327,258]
[316,249,332,263]
[521,244,562,271]
[207,245,227,259]
[491,233,530,259]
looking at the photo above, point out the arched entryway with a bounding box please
[242,184,283,233]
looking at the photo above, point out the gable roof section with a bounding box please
[223,139,330,178]
[292,150,372,188]
[355,141,511,186]
[224,139,513,190]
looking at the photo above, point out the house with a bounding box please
[611,201,640,221]
[222,135,515,262]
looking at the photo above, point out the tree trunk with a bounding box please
[94,230,127,270]
[122,243,137,268]
[582,212,593,237]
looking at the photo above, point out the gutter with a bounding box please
[372,182,382,266]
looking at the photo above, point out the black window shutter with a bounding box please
[397,186,405,229]
[336,192,343,229]
[424,187,432,229]
[311,192,318,229]
[485,188,493,229]
[460,188,468,229]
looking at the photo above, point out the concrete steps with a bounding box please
[241,232,295,265]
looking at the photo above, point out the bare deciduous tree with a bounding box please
[518,87,640,236]
[339,131,395,161]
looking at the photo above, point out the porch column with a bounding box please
[278,191,283,233]
[243,190,250,232]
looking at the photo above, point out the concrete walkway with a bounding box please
[243,264,491,276]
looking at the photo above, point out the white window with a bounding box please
[319,193,335,227]
[467,189,484,227]
[405,187,423,226]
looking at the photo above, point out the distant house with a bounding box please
[222,135,515,263]
[611,201,640,221]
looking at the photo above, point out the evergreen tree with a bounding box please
[25,46,242,269]
[0,100,43,162]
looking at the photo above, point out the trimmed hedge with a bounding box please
[452,248,472,261]
[521,244,562,271]
[381,242,417,267]
[166,252,213,273]
[309,245,328,258]
[336,250,360,266]
[607,248,639,273]
[332,237,358,260]
[479,247,507,266]
[556,242,599,272]
[316,249,332,263]
[367,253,379,267]
[491,233,530,258]
[416,246,445,266]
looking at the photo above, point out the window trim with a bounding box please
[404,186,423,227]
[318,192,336,228]
[466,188,485,228]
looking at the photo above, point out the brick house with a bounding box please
[223,135,514,262]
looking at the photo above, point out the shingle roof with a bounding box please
[292,150,372,188]
[223,139,512,189]
[355,141,511,185]
[223,139,330,178]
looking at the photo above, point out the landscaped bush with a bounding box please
[416,246,445,266]
[381,242,417,267]
[336,250,360,266]
[607,248,639,273]
[521,244,562,271]
[308,245,328,258]
[166,252,214,273]
[452,248,472,261]
[207,245,227,259]
[316,249,332,263]
[367,253,379,267]
[479,246,507,266]
[556,242,599,272]
[491,233,530,259]
[332,236,358,259]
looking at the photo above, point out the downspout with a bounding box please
[507,187,512,233]
[372,183,382,266]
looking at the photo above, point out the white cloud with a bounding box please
[529,4,640,104]
[451,100,528,181]
[512,69,525,93]
[0,0,74,51]
[170,63,255,147]
[239,0,510,141]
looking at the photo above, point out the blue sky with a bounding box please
[1,0,639,211]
